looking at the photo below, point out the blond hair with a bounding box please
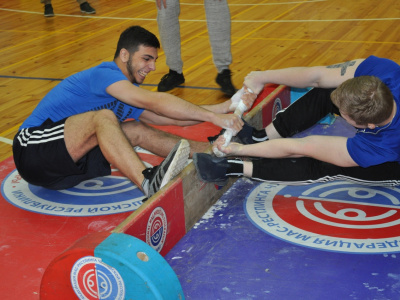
[331,76,393,125]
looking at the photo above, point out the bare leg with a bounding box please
[121,120,209,157]
[243,161,253,178]
[64,110,146,189]
[265,122,282,140]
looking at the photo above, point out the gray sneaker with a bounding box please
[193,153,229,186]
[142,140,190,197]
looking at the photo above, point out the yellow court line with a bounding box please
[0,2,151,61]
[233,0,310,45]
[0,30,91,56]
[1,6,398,23]
[152,0,265,84]
[0,123,21,137]
[0,4,150,139]
[144,0,327,5]
[0,123,16,146]
[249,37,400,45]
[0,15,97,56]
[0,0,393,139]
[0,24,127,73]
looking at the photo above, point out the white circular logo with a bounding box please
[1,147,158,217]
[71,256,125,300]
[245,181,400,254]
[146,207,168,252]
[1,169,144,217]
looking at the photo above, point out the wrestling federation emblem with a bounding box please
[1,147,160,216]
[146,206,168,252]
[244,181,400,254]
[71,256,125,300]
[272,97,282,119]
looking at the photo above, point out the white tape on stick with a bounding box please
[213,87,253,157]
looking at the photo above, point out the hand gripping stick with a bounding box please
[213,87,253,157]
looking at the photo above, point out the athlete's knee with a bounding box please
[92,109,119,126]
[121,120,143,132]
[121,120,148,145]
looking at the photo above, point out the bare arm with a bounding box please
[139,98,234,126]
[244,59,365,94]
[139,89,256,126]
[139,110,204,126]
[217,135,358,167]
[106,80,243,132]
[201,87,257,114]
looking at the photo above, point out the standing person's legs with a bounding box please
[156,0,185,91]
[157,0,183,73]
[204,0,232,73]
[76,0,96,14]
[204,0,236,96]
[41,0,53,17]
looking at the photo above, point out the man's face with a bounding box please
[126,45,158,84]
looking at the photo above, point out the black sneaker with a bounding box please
[80,2,96,14]
[142,139,190,197]
[157,69,185,92]
[44,4,54,17]
[207,119,257,145]
[236,121,257,144]
[216,69,236,97]
[193,153,229,186]
[207,128,225,144]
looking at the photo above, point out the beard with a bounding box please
[126,55,138,84]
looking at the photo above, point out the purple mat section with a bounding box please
[294,114,356,138]
[165,178,400,300]
[165,117,400,300]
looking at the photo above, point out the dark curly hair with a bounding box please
[114,26,160,59]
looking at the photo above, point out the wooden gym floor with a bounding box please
[1,0,400,162]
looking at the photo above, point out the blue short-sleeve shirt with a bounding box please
[20,62,144,129]
[346,56,400,167]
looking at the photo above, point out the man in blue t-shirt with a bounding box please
[13,26,251,198]
[194,56,400,187]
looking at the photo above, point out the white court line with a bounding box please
[0,136,13,145]
[146,0,327,5]
[1,7,400,23]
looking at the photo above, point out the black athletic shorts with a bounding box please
[273,88,339,137]
[13,118,111,190]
